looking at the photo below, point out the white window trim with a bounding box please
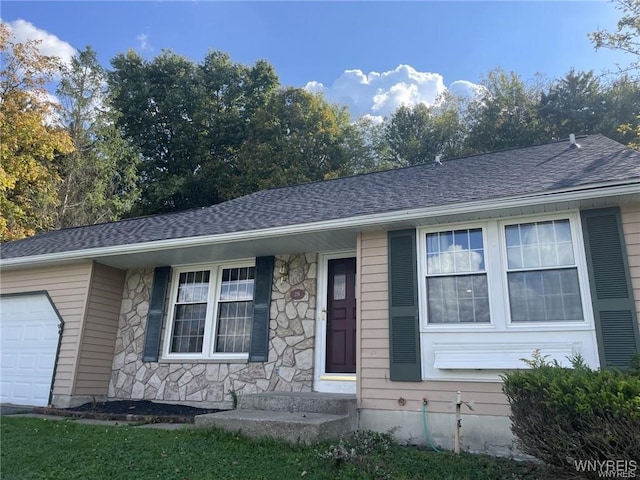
[416,211,599,381]
[417,211,594,332]
[161,259,254,362]
[498,212,595,332]
[418,222,495,332]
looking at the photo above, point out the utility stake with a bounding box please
[454,391,474,454]
[455,391,462,454]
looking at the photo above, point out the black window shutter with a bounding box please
[581,208,640,370]
[388,229,422,381]
[249,256,275,362]
[142,266,171,362]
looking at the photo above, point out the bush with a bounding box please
[502,352,640,479]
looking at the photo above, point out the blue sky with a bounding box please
[1,1,632,118]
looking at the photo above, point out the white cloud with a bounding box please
[304,80,324,94]
[2,18,76,65]
[448,80,486,99]
[306,64,483,119]
[359,113,385,126]
[136,33,152,52]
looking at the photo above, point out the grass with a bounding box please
[0,417,551,480]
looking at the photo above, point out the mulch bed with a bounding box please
[32,400,224,424]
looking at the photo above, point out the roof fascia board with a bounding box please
[2,181,639,269]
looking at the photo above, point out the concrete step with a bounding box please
[238,392,356,416]
[194,409,351,444]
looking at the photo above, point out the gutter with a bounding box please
[2,181,639,269]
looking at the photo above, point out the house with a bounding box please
[1,134,639,454]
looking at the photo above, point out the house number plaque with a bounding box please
[290,289,305,300]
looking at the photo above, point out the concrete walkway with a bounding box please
[1,411,193,430]
[0,404,33,415]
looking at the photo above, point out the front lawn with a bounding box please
[0,417,549,479]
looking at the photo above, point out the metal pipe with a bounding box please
[455,390,462,454]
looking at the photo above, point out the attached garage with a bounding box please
[0,293,62,406]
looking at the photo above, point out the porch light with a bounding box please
[279,263,289,284]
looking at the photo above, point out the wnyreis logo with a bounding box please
[574,460,638,478]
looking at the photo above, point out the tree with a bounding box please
[589,0,640,74]
[589,1,640,150]
[538,70,606,140]
[385,104,431,166]
[109,49,279,215]
[598,74,640,147]
[224,88,355,198]
[538,70,640,147]
[56,47,138,228]
[343,115,392,174]
[464,69,545,153]
[189,52,280,205]
[109,50,202,214]
[55,46,140,228]
[384,93,468,167]
[618,114,640,149]
[0,23,73,241]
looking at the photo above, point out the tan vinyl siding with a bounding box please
[357,230,509,417]
[621,202,640,326]
[74,263,125,396]
[0,262,93,396]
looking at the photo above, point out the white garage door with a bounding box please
[1,294,61,406]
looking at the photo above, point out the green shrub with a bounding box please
[502,351,640,479]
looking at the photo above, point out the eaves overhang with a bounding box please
[2,180,639,271]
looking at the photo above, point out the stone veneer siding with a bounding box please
[108,254,317,407]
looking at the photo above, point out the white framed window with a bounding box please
[417,211,598,380]
[425,228,490,324]
[170,270,211,353]
[504,219,583,323]
[163,261,255,360]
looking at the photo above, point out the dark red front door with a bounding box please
[326,257,357,374]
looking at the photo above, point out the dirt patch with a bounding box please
[70,400,221,417]
[32,400,224,424]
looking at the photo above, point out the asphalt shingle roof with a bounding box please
[2,134,639,260]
